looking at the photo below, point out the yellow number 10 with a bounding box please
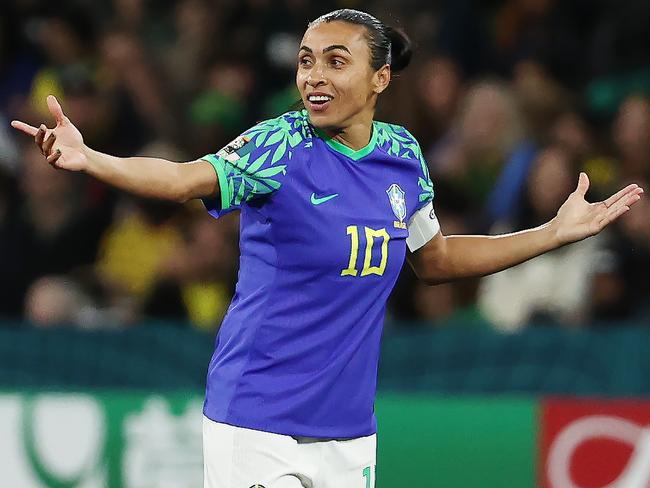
[341,226,390,277]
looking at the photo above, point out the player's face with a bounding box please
[296,21,389,130]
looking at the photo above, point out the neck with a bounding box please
[322,111,374,150]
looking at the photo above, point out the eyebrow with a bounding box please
[299,44,351,55]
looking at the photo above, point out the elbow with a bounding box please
[415,258,462,285]
[414,266,448,286]
[422,277,441,286]
[174,190,191,204]
[421,275,448,286]
[410,233,453,285]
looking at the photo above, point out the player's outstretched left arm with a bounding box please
[407,173,644,285]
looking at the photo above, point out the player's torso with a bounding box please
[243,138,421,284]
[205,120,432,436]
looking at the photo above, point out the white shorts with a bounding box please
[203,416,377,488]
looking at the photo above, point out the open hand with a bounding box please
[11,95,87,171]
[554,172,644,245]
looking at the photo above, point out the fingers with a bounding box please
[34,124,59,157]
[604,183,640,207]
[598,189,644,228]
[35,124,46,148]
[47,95,67,124]
[575,172,590,197]
[42,130,57,156]
[11,95,66,137]
[10,120,39,136]
[46,149,62,168]
[10,120,58,159]
[605,187,644,214]
[599,204,631,229]
[627,187,644,206]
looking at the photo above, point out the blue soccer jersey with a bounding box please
[200,109,437,438]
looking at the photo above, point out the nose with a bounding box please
[306,64,326,87]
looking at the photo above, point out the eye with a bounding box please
[330,58,345,68]
[299,56,312,67]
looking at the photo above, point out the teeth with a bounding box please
[308,95,332,102]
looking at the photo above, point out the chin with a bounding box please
[305,109,344,130]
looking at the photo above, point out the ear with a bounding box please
[372,64,391,95]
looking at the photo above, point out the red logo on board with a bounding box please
[540,399,650,488]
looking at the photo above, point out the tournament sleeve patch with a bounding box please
[217,135,253,162]
[199,116,299,217]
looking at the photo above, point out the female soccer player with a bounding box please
[12,9,643,488]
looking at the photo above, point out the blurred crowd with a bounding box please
[1,0,649,332]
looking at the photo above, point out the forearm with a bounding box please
[420,220,562,283]
[445,221,561,276]
[83,146,216,202]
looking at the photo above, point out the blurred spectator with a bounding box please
[164,0,217,97]
[93,145,192,315]
[0,2,39,111]
[189,60,255,154]
[549,109,620,200]
[598,182,650,319]
[412,55,463,143]
[435,0,492,78]
[613,94,650,182]
[478,146,605,331]
[550,111,593,159]
[24,275,92,327]
[25,8,97,122]
[0,144,110,318]
[512,60,570,139]
[2,0,648,329]
[0,112,19,172]
[413,282,455,322]
[413,277,489,329]
[144,211,239,330]
[94,196,183,323]
[428,79,531,228]
[493,0,557,72]
[99,30,174,144]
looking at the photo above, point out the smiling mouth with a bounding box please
[308,94,333,104]
[306,94,333,112]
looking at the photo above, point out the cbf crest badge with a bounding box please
[386,183,407,229]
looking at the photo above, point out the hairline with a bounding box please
[300,21,380,70]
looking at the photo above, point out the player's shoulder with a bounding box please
[244,109,313,150]
[373,120,423,162]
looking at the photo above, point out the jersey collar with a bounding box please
[312,122,378,161]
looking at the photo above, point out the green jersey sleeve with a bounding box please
[201,111,308,217]
[410,134,435,208]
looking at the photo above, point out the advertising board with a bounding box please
[541,399,650,488]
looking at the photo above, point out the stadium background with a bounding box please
[1,0,650,486]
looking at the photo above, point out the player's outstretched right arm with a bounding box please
[10,95,218,203]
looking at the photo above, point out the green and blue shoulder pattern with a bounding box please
[201,110,310,214]
[374,121,435,206]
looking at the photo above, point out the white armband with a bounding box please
[406,200,440,252]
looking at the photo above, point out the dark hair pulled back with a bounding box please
[309,9,412,73]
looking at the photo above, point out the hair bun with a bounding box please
[386,26,412,72]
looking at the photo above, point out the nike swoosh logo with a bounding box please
[310,192,339,205]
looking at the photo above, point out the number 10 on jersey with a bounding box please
[341,225,390,277]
